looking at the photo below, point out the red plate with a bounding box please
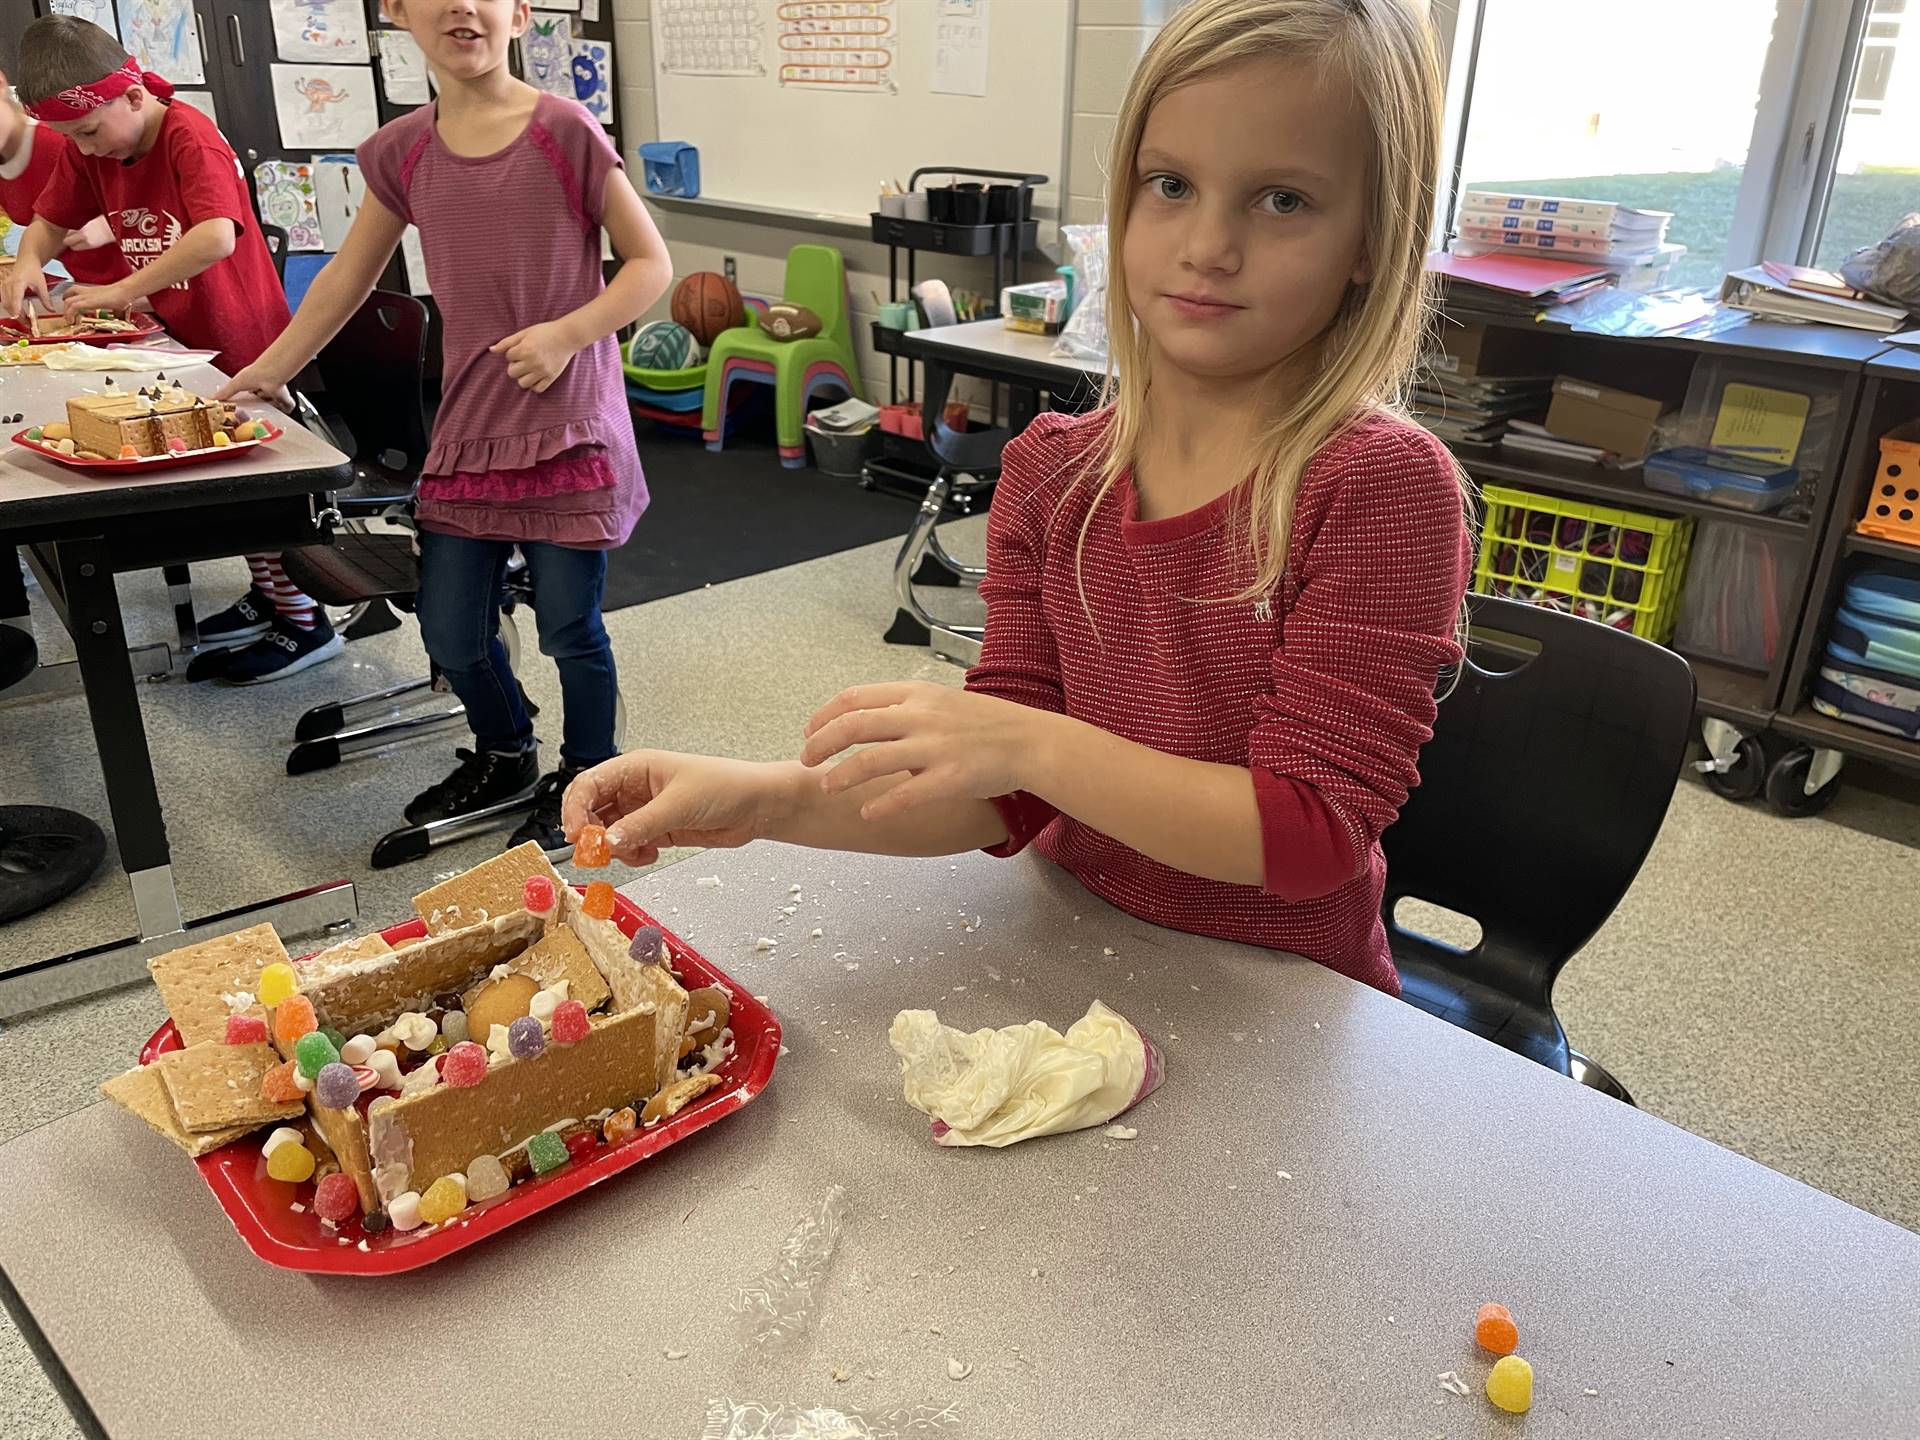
[135,889,781,1274]
[0,312,164,345]
[11,422,282,472]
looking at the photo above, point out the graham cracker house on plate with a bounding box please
[102,844,718,1223]
[66,385,236,458]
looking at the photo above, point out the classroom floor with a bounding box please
[2,505,1917,1439]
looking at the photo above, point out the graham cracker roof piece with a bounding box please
[100,1064,259,1157]
[411,842,564,937]
[147,924,288,1048]
[155,1041,305,1133]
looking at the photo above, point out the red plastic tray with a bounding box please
[11,421,282,472]
[1,312,164,345]
[135,889,781,1274]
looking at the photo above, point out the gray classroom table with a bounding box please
[1,846,1915,1438]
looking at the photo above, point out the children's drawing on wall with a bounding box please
[270,0,373,66]
[271,64,382,149]
[116,0,207,85]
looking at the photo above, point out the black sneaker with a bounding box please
[507,765,590,856]
[219,611,344,686]
[404,746,540,826]
[196,587,275,644]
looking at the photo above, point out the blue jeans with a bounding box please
[416,532,618,771]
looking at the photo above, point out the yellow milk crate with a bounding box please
[1473,485,1695,643]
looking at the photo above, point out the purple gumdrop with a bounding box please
[507,1014,546,1059]
[314,1061,361,1109]
[628,925,664,964]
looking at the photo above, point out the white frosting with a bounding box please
[391,1011,437,1051]
[486,1023,514,1066]
[527,979,569,1026]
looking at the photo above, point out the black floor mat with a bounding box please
[603,421,919,612]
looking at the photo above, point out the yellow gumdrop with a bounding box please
[211,430,231,447]
[1487,1355,1533,1414]
[266,1141,316,1183]
[419,1174,468,1225]
[258,961,298,1007]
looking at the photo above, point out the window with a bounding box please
[1812,0,1918,270]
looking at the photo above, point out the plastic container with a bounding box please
[1474,483,1695,642]
[1643,446,1798,513]
[1675,521,1801,667]
[1856,422,1920,548]
[637,141,699,198]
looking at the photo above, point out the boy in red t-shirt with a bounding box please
[0,75,128,289]
[0,17,340,684]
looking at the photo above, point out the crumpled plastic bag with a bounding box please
[889,1000,1162,1148]
[1841,212,1920,312]
[1053,223,1109,365]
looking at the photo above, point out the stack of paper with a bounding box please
[1411,370,1553,450]
[1501,419,1608,465]
[1426,250,1616,318]
[1721,266,1911,333]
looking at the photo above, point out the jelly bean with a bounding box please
[550,1000,591,1046]
[314,1061,361,1109]
[339,1034,377,1066]
[574,824,611,868]
[628,925,664,964]
[522,874,556,913]
[294,1030,340,1079]
[313,1172,360,1223]
[1486,1355,1533,1414]
[442,1040,489,1087]
[273,994,317,1049]
[261,1060,304,1104]
[1476,1302,1518,1356]
[507,1015,545,1059]
[564,1131,599,1163]
[257,962,299,1007]
[527,1131,568,1175]
[266,1140,316,1183]
[465,1154,510,1203]
[602,1108,638,1145]
[388,1192,424,1231]
[419,1174,467,1225]
[440,1010,470,1046]
[225,1013,268,1045]
[582,880,616,920]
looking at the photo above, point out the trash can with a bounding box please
[805,422,880,480]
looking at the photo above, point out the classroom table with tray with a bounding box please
[0,846,1915,1437]
[0,356,356,1020]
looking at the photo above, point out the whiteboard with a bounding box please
[651,0,1072,224]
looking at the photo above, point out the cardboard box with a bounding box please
[1429,322,1538,378]
[1545,377,1667,461]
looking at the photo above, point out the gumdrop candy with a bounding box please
[603,1107,638,1145]
[523,874,556,914]
[574,824,611,868]
[294,1029,340,1079]
[550,1000,591,1046]
[313,1172,360,1223]
[257,962,299,1007]
[266,1140,316,1183]
[119,443,137,459]
[320,1027,346,1051]
[261,1060,304,1104]
[420,1174,468,1225]
[582,881,616,920]
[628,926,664,964]
[1476,1302,1518,1356]
[273,994,318,1049]
[388,1192,424,1231]
[211,430,231,447]
[465,1154,510,1203]
[507,1015,545,1059]
[527,1131,569,1174]
[314,1062,361,1109]
[1486,1355,1533,1414]
[225,1013,269,1045]
[442,1040,489,1087]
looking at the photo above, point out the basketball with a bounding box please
[627,320,702,372]
[672,272,745,345]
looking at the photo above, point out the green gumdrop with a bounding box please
[527,1131,569,1175]
[294,1029,340,1079]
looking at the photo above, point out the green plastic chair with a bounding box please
[701,244,863,468]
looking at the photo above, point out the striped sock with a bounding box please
[246,556,274,594]
[252,553,317,631]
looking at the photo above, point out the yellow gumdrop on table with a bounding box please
[1487,1354,1533,1414]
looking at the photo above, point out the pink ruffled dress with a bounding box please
[358,92,645,548]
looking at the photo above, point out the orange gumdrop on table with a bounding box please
[1475,1302,1519,1355]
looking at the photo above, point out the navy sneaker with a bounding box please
[196,587,275,644]
[507,765,592,855]
[404,746,541,826]
[219,611,344,686]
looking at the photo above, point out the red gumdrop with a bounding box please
[313,1172,361,1223]
[522,874,555,914]
[551,1000,591,1045]
[442,1040,489,1087]
[225,1013,269,1045]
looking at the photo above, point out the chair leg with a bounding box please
[925,526,986,587]
[887,473,985,651]
[1568,1050,1635,1107]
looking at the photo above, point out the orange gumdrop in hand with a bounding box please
[573,823,611,868]
[1475,1302,1519,1356]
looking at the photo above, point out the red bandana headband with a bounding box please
[24,58,174,123]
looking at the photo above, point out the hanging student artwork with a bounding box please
[49,1,118,40]
[269,0,372,66]
[376,27,433,106]
[520,15,577,101]
[571,38,613,126]
[169,88,224,137]
[270,63,381,150]
[117,0,207,85]
[313,154,367,252]
[253,159,325,253]
[777,0,897,94]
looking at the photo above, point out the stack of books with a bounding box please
[1411,369,1553,451]
[1453,190,1680,291]
[1427,250,1616,318]
[1720,263,1911,333]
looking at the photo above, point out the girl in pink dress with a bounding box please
[223,0,672,851]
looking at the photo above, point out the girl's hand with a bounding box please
[490,321,576,393]
[801,682,1044,821]
[214,362,296,411]
[562,751,789,866]
[61,281,134,319]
